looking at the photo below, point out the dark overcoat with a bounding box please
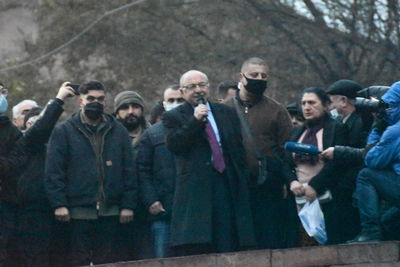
[288,116,349,244]
[162,102,255,248]
[343,111,372,149]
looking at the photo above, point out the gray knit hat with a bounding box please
[114,91,144,113]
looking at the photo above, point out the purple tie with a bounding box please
[205,120,226,173]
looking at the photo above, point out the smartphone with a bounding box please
[68,83,80,95]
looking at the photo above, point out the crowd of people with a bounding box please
[0,56,399,266]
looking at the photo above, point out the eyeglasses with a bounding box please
[86,95,105,103]
[182,82,209,90]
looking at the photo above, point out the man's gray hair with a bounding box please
[179,70,208,87]
[241,57,268,73]
[12,99,39,119]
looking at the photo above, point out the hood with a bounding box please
[382,81,400,125]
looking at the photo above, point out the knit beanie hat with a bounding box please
[114,91,144,113]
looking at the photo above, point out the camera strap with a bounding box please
[233,97,268,184]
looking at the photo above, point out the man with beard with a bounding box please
[225,57,293,249]
[114,91,150,157]
[45,81,137,266]
[113,90,153,260]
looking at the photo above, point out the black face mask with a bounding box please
[243,75,268,95]
[118,114,145,131]
[84,102,104,121]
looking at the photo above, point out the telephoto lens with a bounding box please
[354,97,388,112]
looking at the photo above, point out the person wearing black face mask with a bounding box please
[45,81,137,266]
[224,57,294,249]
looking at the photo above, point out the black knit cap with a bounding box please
[325,79,362,99]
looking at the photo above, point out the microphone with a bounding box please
[196,95,207,122]
[284,142,320,156]
[196,95,206,105]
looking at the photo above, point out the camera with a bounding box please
[354,97,388,113]
[357,86,389,99]
[354,86,389,113]
[67,83,80,95]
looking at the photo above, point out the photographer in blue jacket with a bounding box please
[348,81,400,243]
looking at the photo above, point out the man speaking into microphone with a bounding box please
[162,70,255,256]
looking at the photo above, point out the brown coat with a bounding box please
[225,95,292,182]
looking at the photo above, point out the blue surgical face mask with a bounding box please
[0,95,8,114]
[330,109,339,119]
[165,103,182,112]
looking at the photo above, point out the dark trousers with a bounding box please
[49,220,70,267]
[356,168,400,235]
[333,168,361,242]
[0,201,21,267]
[18,207,69,267]
[113,202,154,261]
[68,217,118,266]
[250,183,290,249]
[19,208,51,267]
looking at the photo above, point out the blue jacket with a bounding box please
[45,112,137,210]
[365,81,400,174]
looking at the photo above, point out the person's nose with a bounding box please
[194,85,202,92]
[127,106,135,114]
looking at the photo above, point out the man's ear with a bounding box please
[77,97,83,108]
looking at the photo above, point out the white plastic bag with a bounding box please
[298,200,327,244]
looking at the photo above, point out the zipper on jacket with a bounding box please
[75,124,112,205]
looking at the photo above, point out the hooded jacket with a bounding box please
[365,81,400,174]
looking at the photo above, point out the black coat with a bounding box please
[137,122,176,221]
[343,111,372,149]
[162,102,255,248]
[16,99,64,207]
[45,112,137,210]
[332,111,372,198]
[0,115,22,203]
